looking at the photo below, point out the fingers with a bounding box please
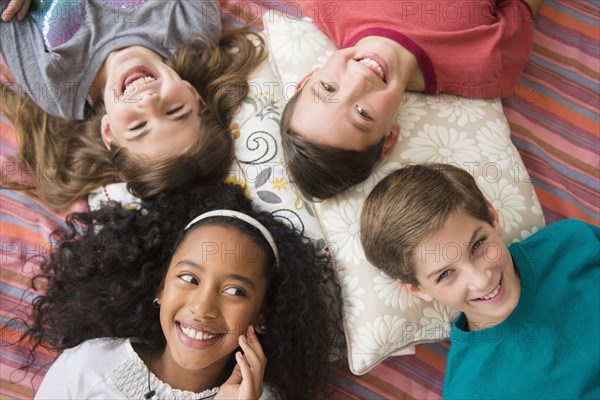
[237,325,266,397]
[1,0,31,22]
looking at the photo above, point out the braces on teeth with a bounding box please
[123,76,156,96]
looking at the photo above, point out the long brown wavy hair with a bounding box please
[1,29,265,211]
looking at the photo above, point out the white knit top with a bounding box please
[35,338,219,399]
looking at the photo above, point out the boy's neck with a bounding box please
[355,36,426,93]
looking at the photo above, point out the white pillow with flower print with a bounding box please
[263,10,546,375]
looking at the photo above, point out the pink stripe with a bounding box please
[371,361,441,399]
[506,110,599,169]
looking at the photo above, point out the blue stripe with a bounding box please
[534,180,599,221]
[546,1,600,27]
[511,136,600,189]
[515,76,599,122]
[537,18,599,54]
[0,189,68,228]
[527,53,599,97]
[0,114,13,125]
[0,282,36,303]
[423,342,449,357]
[507,95,599,149]
[0,213,49,239]
[389,356,443,389]
[0,316,30,333]
[1,240,52,261]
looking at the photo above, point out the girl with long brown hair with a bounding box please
[1,0,265,210]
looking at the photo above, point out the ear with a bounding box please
[485,199,504,237]
[155,279,166,302]
[399,279,434,302]
[381,123,400,158]
[253,312,267,334]
[100,115,113,150]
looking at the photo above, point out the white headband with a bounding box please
[184,210,279,266]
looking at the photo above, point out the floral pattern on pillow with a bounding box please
[263,10,546,375]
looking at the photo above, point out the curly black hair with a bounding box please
[25,183,344,399]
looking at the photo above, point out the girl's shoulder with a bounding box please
[35,338,136,399]
[56,337,134,369]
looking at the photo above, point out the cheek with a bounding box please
[481,241,508,265]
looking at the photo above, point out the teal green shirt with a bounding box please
[444,219,600,399]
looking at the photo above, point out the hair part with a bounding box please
[360,163,493,287]
[1,29,266,211]
[280,89,385,201]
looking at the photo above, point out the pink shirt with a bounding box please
[300,0,534,98]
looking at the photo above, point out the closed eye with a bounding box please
[131,121,147,131]
[166,105,184,115]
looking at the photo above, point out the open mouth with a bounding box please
[473,277,503,301]
[177,322,224,342]
[120,67,157,97]
[354,54,387,83]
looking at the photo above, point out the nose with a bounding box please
[339,66,375,101]
[138,92,161,114]
[188,287,220,319]
[464,264,492,292]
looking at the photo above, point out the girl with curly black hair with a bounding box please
[25,183,343,399]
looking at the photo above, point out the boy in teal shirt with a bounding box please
[360,163,599,399]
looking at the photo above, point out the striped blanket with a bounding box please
[1,1,598,399]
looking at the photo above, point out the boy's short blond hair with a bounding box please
[360,163,493,286]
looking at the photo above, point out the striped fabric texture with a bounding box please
[1,1,598,399]
[503,0,599,225]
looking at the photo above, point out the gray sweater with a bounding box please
[0,0,220,120]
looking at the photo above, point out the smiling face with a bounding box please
[289,39,405,153]
[408,209,521,331]
[156,224,269,378]
[100,46,202,160]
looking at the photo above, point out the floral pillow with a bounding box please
[89,39,325,246]
[262,10,546,374]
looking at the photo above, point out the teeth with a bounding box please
[479,284,500,300]
[123,76,156,96]
[358,58,385,80]
[180,325,219,341]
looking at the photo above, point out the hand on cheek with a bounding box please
[216,326,266,400]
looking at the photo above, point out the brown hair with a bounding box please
[1,29,265,211]
[360,163,493,286]
[280,89,385,201]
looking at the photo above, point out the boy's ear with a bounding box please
[399,279,434,302]
[485,199,504,236]
[100,115,113,150]
[381,123,400,157]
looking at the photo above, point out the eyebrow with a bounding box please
[424,226,484,280]
[175,260,256,289]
